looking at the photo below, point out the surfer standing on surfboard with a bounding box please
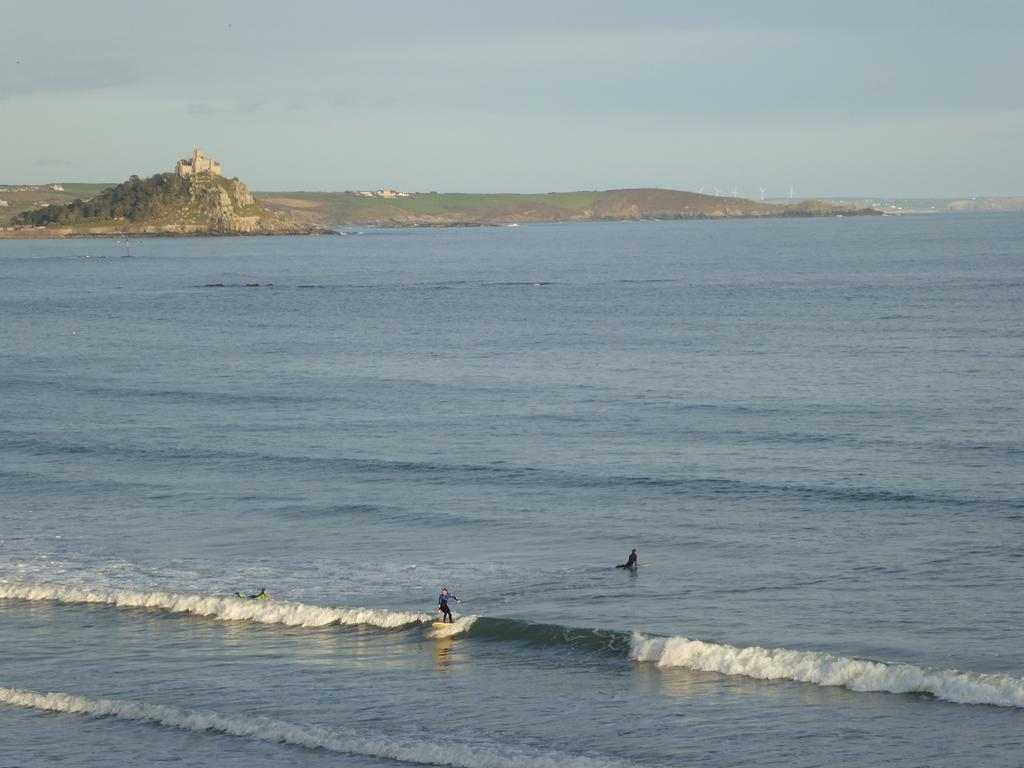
[437,587,460,623]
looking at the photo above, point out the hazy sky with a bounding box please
[3,1,1022,196]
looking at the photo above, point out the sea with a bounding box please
[1,213,1022,767]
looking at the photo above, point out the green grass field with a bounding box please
[255,190,606,225]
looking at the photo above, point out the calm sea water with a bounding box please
[1,215,1022,767]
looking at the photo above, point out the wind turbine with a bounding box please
[789,185,794,200]
[697,186,704,195]
[759,187,767,201]
[732,186,738,198]
[713,186,720,197]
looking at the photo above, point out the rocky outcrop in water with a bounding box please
[7,173,332,238]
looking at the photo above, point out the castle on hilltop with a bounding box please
[175,148,222,178]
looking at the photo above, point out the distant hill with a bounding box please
[805,196,1024,214]
[4,173,328,237]
[255,188,881,227]
[0,183,113,226]
[946,197,1024,213]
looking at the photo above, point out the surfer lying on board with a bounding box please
[237,587,269,600]
[616,548,638,571]
[437,587,460,623]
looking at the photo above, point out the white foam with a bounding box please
[630,633,1024,708]
[426,615,479,638]
[0,583,430,630]
[0,686,620,768]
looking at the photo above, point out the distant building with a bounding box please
[49,184,64,191]
[0,199,8,207]
[354,189,412,198]
[175,147,222,178]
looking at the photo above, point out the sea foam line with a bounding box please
[0,583,430,629]
[0,686,621,768]
[630,634,1024,708]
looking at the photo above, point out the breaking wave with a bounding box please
[630,634,1024,708]
[5,582,1023,709]
[0,686,622,768]
[0,583,430,629]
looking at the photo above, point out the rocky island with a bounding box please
[2,149,331,238]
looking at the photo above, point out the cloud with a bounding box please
[0,58,136,100]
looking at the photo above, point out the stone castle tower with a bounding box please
[175,148,222,178]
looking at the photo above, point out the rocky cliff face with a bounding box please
[183,177,317,235]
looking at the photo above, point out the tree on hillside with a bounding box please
[15,173,189,226]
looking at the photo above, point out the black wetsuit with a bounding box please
[618,552,638,570]
[438,592,458,622]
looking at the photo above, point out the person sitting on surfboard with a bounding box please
[437,587,460,623]
[616,548,638,571]
[237,587,269,600]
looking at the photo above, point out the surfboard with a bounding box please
[427,616,478,637]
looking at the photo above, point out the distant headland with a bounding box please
[255,188,882,227]
[0,149,332,238]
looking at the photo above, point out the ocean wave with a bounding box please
[6,582,1022,708]
[0,686,622,768]
[0,582,615,652]
[468,616,631,654]
[630,634,1024,708]
[0,583,430,630]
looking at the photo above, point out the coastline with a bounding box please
[255,188,883,228]
[1,186,887,236]
[0,213,864,239]
[0,225,337,239]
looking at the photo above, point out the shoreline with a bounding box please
[0,226,337,240]
[1,210,881,239]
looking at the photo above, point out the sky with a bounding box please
[2,0,1023,196]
